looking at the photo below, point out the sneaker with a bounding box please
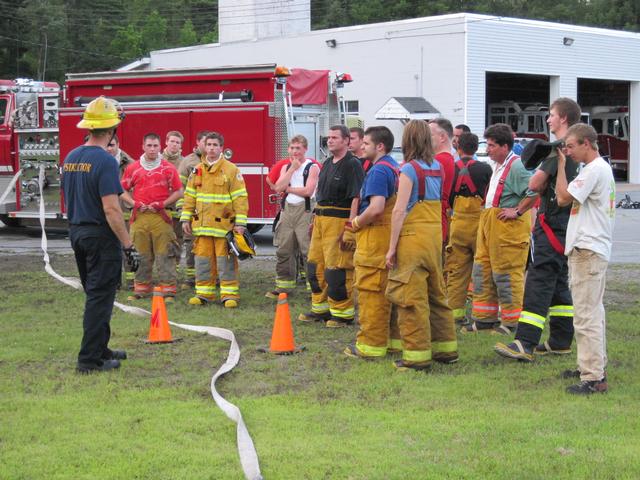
[534,341,572,355]
[127,294,144,301]
[223,299,238,308]
[494,340,534,362]
[298,311,331,323]
[433,352,459,364]
[393,359,431,372]
[326,317,354,328]
[77,359,121,374]
[265,290,280,299]
[566,379,608,395]
[188,296,211,306]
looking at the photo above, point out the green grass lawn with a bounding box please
[1,255,639,479]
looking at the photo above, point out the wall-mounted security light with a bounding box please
[563,37,574,46]
[326,39,337,48]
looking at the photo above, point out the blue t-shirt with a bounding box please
[401,159,442,211]
[358,155,399,214]
[62,145,123,225]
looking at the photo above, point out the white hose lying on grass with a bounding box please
[28,165,263,480]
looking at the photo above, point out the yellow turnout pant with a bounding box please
[192,235,239,302]
[307,211,355,320]
[471,208,531,327]
[444,196,483,321]
[385,201,457,365]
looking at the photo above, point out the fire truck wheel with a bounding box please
[247,224,263,235]
[0,215,23,228]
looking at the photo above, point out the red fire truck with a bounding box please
[586,106,630,179]
[0,64,349,229]
[0,79,61,226]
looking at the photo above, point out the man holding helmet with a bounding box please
[180,132,249,308]
[62,96,140,373]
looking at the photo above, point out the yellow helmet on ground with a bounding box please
[77,96,124,130]
[226,229,256,260]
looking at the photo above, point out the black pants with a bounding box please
[515,220,574,349]
[70,225,122,366]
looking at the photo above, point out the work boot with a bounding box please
[127,294,145,301]
[189,296,211,306]
[223,299,238,308]
[494,340,534,362]
[298,311,331,323]
[76,359,121,374]
[264,290,281,299]
[460,321,497,334]
[566,379,608,395]
[343,344,379,360]
[393,359,431,372]
[492,325,516,336]
[326,317,354,328]
[534,340,572,355]
[103,349,127,361]
[433,352,459,364]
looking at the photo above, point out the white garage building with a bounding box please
[137,10,640,183]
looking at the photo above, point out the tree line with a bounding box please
[0,0,637,83]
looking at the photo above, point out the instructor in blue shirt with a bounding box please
[62,97,140,373]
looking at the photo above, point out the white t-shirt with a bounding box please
[286,159,316,205]
[565,157,615,260]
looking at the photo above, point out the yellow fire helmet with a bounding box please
[226,229,256,260]
[77,96,125,130]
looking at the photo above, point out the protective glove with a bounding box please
[338,221,357,251]
[123,245,141,272]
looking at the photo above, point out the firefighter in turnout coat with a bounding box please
[180,132,249,308]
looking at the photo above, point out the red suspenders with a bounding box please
[453,158,478,195]
[491,153,519,208]
[409,160,442,200]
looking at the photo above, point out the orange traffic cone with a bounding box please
[260,293,304,355]
[145,287,176,344]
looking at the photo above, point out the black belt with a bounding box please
[313,207,350,218]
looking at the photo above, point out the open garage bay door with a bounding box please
[579,79,630,182]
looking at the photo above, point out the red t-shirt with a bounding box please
[267,157,322,185]
[435,151,455,240]
[121,160,182,204]
[267,159,291,185]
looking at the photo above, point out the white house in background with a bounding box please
[131,10,640,183]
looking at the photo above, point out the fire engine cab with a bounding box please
[0,64,349,229]
[586,106,629,178]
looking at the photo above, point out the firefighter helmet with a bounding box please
[226,229,256,260]
[77,96,124,130]
[522,138,564,171]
